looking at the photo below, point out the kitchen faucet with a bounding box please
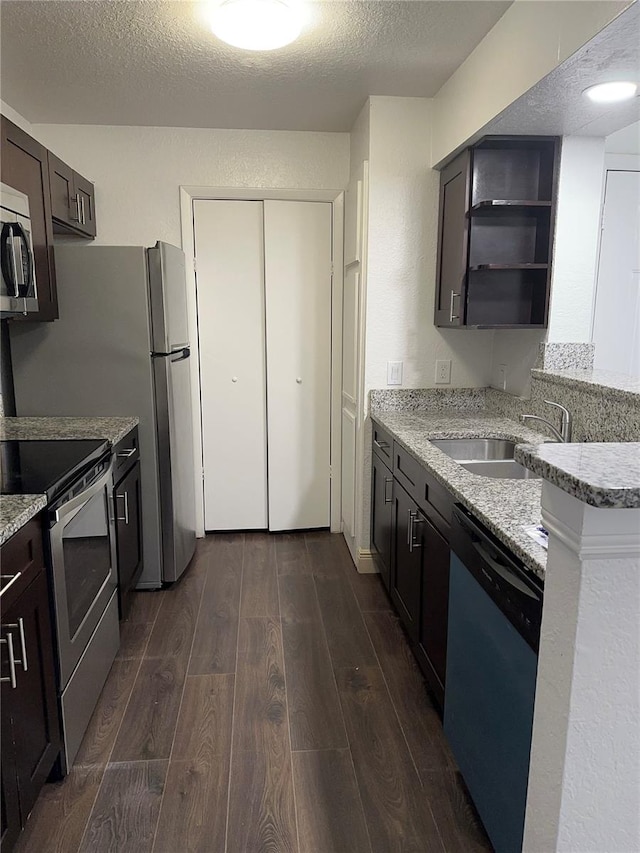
[520,400,573,443]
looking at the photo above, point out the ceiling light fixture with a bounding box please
[210,0,302,51]
[584,81,638,104]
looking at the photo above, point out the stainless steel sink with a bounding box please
[460,460,539,480]
[430,438,539,480]
[430,438,517,461]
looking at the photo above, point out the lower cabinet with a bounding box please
[371,452,393,589]
[113,458,143,620]
[371,426,452,710]
[1,519,61,853]
[391,482,424,643]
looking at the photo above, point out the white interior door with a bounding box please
[264,200,332,530]
[194,199,268,530]
[593,170,640,375]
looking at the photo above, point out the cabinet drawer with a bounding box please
[112,427,139,479]
[393,443,452,537]
[0,518,45,612]
[372,421,393,466]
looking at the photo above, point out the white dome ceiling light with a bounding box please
[210,0,303,51]
[584,81,638,104]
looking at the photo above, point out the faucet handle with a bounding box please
[543,400,572,441]
[544,399,570,417]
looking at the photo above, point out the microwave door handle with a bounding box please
[1,224,20,297]
[12,223,34,297]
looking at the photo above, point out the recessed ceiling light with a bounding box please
[210,0,302,51]
[584,81,638,104]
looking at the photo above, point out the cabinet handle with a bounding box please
[117,448,136,458]
[0,572,22,599]
[1,633,17,689]
[449,291,460,323]
[408,510,424,553]
[116,491,129,524]
[80,195,86,225]
[374,439,390,451]
[384,477,393,504]
[4,619,27,672]
[70,194,81,222]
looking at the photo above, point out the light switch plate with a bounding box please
[387,361,403,385]
[435,359,451,384]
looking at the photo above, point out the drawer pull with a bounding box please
[1,633,17,688]
[117,448,136,458]
[0,572,22,598]
[374,439,390,451]
[4,618,27,672]
[384,477,393,504]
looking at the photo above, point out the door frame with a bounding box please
[180,186,344,538]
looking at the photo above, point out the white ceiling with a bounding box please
[0,0,511,131]
[479,2,640,143]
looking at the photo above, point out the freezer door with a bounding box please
[153,346,196,582]
[147,241,189,353]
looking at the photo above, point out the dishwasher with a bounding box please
[444,504,543,853]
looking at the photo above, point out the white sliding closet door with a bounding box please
[264,200,332,530]
[193,199,268,530]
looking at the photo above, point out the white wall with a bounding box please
[365,96,494,395]
[31,123,350,248]
[605,121,640,155]
[431,0,629,166]
[548,137,606,342]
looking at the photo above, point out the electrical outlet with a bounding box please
[387,361,403,386]
[498,364,508,391]
[435,359,451,384]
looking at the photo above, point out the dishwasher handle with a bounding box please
[472,540,539,600]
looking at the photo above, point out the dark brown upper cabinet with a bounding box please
[1,117,59,322]
[49,153,97,238]
[434,136,559,330]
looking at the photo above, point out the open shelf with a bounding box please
[469,263,548,271]
[468,200,552,216]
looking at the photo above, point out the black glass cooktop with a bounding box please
[0,439,110,502]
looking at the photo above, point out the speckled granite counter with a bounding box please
[371,410,549,579]
[0,495,48,546]
[516,442,640,509]
[0,416,138,445]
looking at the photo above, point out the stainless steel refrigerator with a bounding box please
[9,242,196,587]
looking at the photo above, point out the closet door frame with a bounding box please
[180,186,344,539]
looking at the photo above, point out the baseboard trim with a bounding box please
[357,549,379,574]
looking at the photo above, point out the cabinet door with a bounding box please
[114,460,143,619]
[371,452,393,590]
[418,517,450,705]
[434,149,470,328]
[1,684,21,851]
[3,571,61,822]
[48,152,78,229]
[391,483,423,642]
[1,116,58,322]
[74,174,97,238]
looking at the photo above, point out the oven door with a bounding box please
[49,462,117,688]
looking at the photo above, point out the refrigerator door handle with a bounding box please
[151,346,190,360]
[170,346,190,362]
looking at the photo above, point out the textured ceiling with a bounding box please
[480,2,640,142]
[0,0,511,131]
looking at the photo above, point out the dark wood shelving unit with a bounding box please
[435,135,559,329]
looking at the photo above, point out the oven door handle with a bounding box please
[50,462,114,526]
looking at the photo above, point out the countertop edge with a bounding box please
[0,495,48,547]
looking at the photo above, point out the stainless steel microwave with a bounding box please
[1,182,38,317]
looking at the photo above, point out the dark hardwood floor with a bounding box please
[14,532,491,853]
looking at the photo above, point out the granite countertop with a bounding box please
[371,410,549,579]
[516,442,640,509]
[531,367,640,403]
[0,495,48,546]
[0,415,139,545]
[0,416,139,445]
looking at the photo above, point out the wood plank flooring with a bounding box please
[14,532,491,853]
